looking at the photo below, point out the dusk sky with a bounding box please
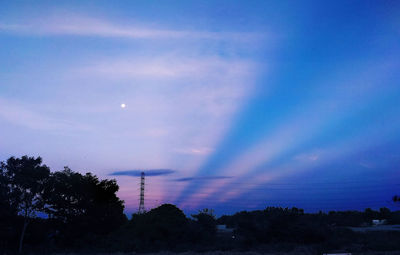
[1,1,400,215]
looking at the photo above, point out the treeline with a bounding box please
[0,156,126,253]
[1,156,400,254]
[217,207,400,252]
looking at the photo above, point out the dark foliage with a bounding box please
[0,156,126,253]
[190,208,217,243]
[1,155,400,254]
[0,156,50,253]
[131,204,188,249]
[42,167,126,248]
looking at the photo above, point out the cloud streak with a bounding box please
[175,59,400,208]
[110,169,176,177]
[0,15,264,41]
[79,57,255,80]
[173,176,232,182]
[0,12,268,212]
[0,97,91,132]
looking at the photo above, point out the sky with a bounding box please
[1,0,400,216]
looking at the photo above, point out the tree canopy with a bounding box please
[0,156,126,252]
[1,155,400,254]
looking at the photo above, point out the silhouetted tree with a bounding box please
[128,204,188,250]
[0,161,14,251]
[364,208,377,222]
[0,161,14,217]
[4,155,400,253]
[191,208,217,240]
[192,209,217,232]
[3,156,50,253]
[379,207,391,219]
[43,167,126,246]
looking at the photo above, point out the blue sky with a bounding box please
[1,0,400,215]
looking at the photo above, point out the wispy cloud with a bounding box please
[0,15,264,41]
[70,52,260,173]
[173,176,232,182]
[0,97,90,132]
[78,57,255,79]
[173,147,214,156]
[176,59,400,209]
[110,169,176,177]
[0,13,267,211]
[295,152,320,162]
[199,110,400,206]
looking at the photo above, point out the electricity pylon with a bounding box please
[138,171,145,214]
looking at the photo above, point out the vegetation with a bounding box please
[1,155,400,254]
[0,156,126,253]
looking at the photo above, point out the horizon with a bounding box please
[1,0,400,216]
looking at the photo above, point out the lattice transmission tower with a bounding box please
[138,171,145,213]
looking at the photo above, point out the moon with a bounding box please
[120,103,126,108]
